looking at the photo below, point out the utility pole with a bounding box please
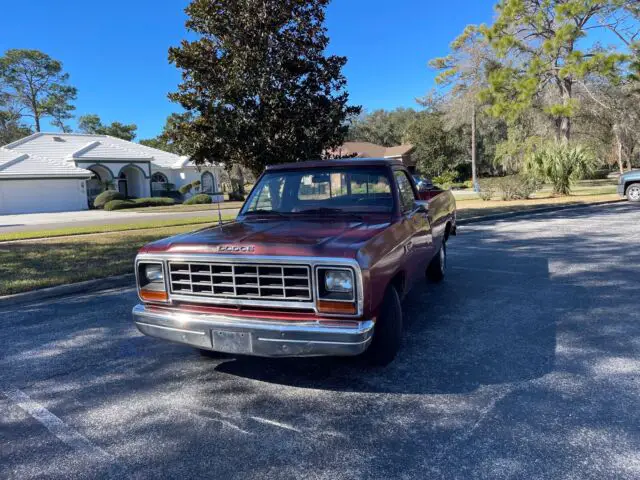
[471,104,479,192]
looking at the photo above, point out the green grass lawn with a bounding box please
[121,200,245,213]
[0,224,207,296]
[0,215,236,242]
[453,179,617,202]
[456,193,620,220]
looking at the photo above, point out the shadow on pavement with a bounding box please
[2,203,640,479]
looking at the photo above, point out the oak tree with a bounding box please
[167,0,360,174]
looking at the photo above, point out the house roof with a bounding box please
[267,157,404,171]
[3,132,194,173]
[331,142,415,159]
[0,147,92,178]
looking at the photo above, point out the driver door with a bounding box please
[394,170,434,289]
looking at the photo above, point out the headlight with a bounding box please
[144,264,164,283]
[137,262,167,302]
[316,267,356,314]
[325,270,353,293]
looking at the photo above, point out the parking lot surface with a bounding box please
[1,203,639,479]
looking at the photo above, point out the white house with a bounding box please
[0,132,224,215]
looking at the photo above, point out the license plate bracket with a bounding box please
[211,330,252,354]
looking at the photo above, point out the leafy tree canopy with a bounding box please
[167,0,361,174]
[347,108,419,146]
[0,49,77,132]
[139,113,192,154]
[477,0,638,142]
[78,113,137,141]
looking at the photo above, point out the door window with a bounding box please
[394,171,416,213]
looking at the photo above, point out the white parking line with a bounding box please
[3,387,125,472]
[250,416,301,432]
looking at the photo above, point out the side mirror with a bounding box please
[415,200,429,213]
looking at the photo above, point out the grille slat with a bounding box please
[169,262,311,302]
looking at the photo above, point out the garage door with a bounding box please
[0,179,88,215]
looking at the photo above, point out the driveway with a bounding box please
[1,204,639,479]
[0,207,241,234]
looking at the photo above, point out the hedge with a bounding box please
[184,194,212,205]
[103,197,176,211]
[104,200,136,211]
[94,190,125,208]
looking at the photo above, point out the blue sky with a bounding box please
[0,0,496,139]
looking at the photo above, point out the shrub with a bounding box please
[178,183,193,195]
[160,190,183,202]
[490,175,542,201]
[463,180,474,189]
[478,180,495,201]
[525,144,596,195]
[94,190,125,208]
[228,191,245,201]
[432,171,457,189]
[104,199,136,211]
[103,197,176,211]
[132,197,176,207]
[184,194,212,205]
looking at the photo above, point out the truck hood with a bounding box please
[140,217,392,259]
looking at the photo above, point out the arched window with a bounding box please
[151,172,168,184]
[201,172,215,194]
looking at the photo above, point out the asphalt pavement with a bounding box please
[1,203,639,479]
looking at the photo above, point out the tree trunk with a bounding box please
[471,105,478,191]
[558,79,572,144]
[616,133,624,175]
[34,113,41,133]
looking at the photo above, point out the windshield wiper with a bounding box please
[245,209,287,217]
[297,207,343,214]
[295,208,364,219]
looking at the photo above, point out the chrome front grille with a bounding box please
[168,262,312,301]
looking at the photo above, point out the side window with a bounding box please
[247,177,285,211]
[394,171,416,213]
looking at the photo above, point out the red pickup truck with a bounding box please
[133,158,456,365]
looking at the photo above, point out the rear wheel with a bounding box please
[626,183,640,202]
[365,285,403,366]
[427,242,446,282]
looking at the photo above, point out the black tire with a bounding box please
[364,285,403,366]
[427,242,446,282]
[626,183,640,202]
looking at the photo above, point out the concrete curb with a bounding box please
[457,199,624,225]
[0,274,135,308]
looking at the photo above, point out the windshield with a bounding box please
[241,167,394,215]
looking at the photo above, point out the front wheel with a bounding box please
[364,285,403,366]
[626,183,640,202]
[427,242,446,282]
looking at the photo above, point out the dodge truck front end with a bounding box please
[133,254,373,357]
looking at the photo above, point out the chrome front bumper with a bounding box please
[132,304,374,357]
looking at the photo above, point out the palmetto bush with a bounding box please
[525,144,596,196]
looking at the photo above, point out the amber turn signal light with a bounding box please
[317,300,357,315]
[140,289,168,303]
